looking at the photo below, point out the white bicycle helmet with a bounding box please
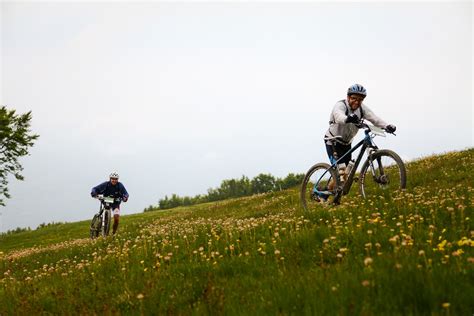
[347,84,367,96]
[109,172,119,179]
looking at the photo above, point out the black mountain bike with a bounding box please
[301,121,406,211]
[89,195,121,239]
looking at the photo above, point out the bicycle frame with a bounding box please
[313,128,378,197]
[91,197,116,238]
[99,205,106,231]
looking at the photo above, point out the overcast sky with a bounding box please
[0,1,472,232]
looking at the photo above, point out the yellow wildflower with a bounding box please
[364,257,373,266]
[437,240,447,251]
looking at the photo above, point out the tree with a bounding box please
[251,173,276,194]
[158,195,170,209]
[280,173,305,190]
[0,106,39,206]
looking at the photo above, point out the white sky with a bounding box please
[0,1,472,232]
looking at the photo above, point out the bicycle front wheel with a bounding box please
[90,214,100,239]
[359,149,406,199]
[101,209,112,237]
[301,162,338,212]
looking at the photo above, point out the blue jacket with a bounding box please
[91,181,129,206]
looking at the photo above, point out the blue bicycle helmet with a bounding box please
[347,84,367,96]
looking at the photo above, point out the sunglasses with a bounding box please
[349,95,365,102]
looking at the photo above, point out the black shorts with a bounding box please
[325,142,352,165]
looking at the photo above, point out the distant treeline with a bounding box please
[144,173,304,212]
[0,226,32,236]
[0,221,65,237]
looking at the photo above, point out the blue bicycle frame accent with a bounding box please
[313,129,376,196]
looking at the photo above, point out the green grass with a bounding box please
[0,148,473,315]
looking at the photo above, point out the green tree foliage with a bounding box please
[146,172,304,212]
[277,173,304,190]
[251,173,276,194]
[0,106,39,206]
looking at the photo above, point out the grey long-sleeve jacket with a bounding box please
[325,99,388,145]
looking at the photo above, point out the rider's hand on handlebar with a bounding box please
[96,194,104,200]
[385,124,396,133]
[345,113,359,124]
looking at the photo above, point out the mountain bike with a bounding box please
[301,121,406,211]
[89,195,121,239]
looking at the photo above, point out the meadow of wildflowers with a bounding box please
[0,149,472,314]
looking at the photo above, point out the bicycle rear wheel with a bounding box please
[300,163,338,212]
[359,149,406,199]
[101,209,112,237]
[90,214,101,239]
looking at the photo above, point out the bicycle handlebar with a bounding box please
[95,195,122,203]
[355,120,396,136]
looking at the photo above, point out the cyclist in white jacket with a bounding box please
[318,84,396,199]
[324,84,396,166]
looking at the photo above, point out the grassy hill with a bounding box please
[0,149,473,315]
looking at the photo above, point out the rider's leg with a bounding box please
[112,208,120,234]
[326,142,352,164]
[326,142,352,190]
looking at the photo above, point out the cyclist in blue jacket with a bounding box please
[91,172,129,235]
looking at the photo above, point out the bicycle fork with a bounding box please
[367,153,387,185]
